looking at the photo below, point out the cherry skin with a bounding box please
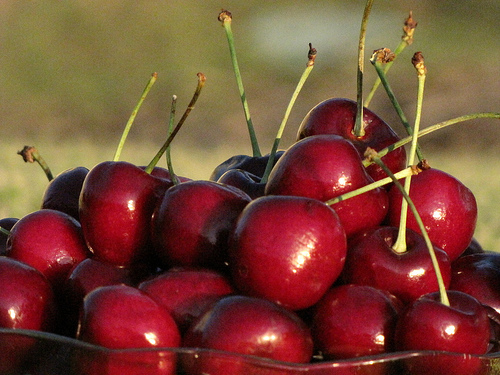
[450,253,500,314]
[387,168,477,261]
[229,195,346,311]
[311,284,401,360]
[138,267,235,333]
[394,290,490,375]
[60,257,135,337]
[209,151,284,182]
[0,217,18,255]
[182,295,313,375]
[217,168,266,199]
[41,166,89,221]
[265,134,388,237]
[151,180,251,271]
[0,256,57,373]
[79,161,170,267]
[6,209,90,290]
[341,226,452,304]
[78,284,181,348]
[77,284,180,375]
[140,165,192,185]
[297,97,407,182]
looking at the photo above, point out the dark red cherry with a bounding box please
[297,97,407,182]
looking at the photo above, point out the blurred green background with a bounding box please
[1,1,499,248]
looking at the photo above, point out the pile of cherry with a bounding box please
[1,8,500,375]
[1,98,499,375]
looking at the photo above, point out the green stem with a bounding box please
[0,227,10,236]
[362,112,500,167]
[260,44,317,184]
[353,0,375,137]
[370,152,449,306]
[17,146,54,181]
[144,73,206,174]
[218,10,261,157]
[369,50,424,161]
[325,166,415,206]
[392,52,427,254]
[113,72,158,162]
[166,95,180,185]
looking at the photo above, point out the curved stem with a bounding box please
[353,0,375,137]
[17,146,54,181]
[392,52,427,254]
[144,73,206,174]
[166,95,180,185]
[0,227,10,236]
[218,10,261,157]
[113,72,157,162]
[261,44,317,184]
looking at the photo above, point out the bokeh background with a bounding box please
[1,1,499,247]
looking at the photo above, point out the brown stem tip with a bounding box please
[218,10,232,23]
[17,145,37,163]
[412,51,427,76]
[307,43,317,67]
[371,48,396,64]
[403,11,418,45]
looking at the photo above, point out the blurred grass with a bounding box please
[0,1,499,249]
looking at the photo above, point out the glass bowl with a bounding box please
[1,328,499,375]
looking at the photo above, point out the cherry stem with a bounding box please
[218,10,261,157]
[325,166,417,206]
[113,72,158,162]
[361,112,500,168]
[0,227,10,236]
[17,146,54,181]
[260,43,317,184]
[369,49,424,161]
[392,52,427,254]
[144,73,206,174]
[364,11,417,107]
[353,0,375,138]
[368,150,450,307]
[166,95,180,185]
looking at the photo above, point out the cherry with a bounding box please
[265,134,388,237]
[41,166,89,221]
[450,253,500,314]
[6,209,90,290]
[296,98,407,182]
[229,195,346,311]
[311,284,401,360]
[0,256,57,373]
[394,290,490,375]
[79,160,170,267]
[138,267,235,333]
[387,168,477,261]
[78,284,181,348]
[77,284,180,375]
[151,180,251,271]
[341,226,451,304]
[182,295,313,374]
